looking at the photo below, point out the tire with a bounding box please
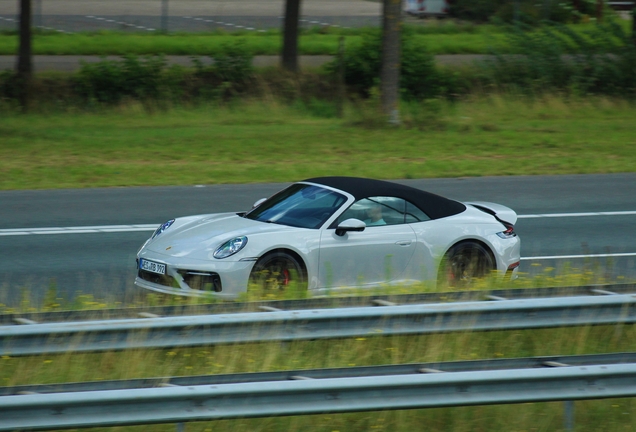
[248,251,307,296]
[437,241,495,288]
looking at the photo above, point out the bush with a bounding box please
[328,29,441,100]
[0,70,19,101]
[479,20,636,97]
[74,55,168,104]
[210,39,254,84]
[449,0,603,24]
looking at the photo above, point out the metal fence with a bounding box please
[2,352,636,431]
[4,282,634,325]
[3,288,636,356]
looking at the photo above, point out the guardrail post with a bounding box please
[564,400,574,431]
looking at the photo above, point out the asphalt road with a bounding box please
[0,0,382,34]
[0,0,382,17]
[1,174,635,306]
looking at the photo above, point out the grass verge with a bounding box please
[1,95,635,190]
[0,20,629,56]
[0,32,510,56]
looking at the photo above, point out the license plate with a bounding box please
[140,259,166,275]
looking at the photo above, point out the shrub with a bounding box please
[328,29,440,100]
[479,20,636,97]
[193,39,254,89]
[211,39,254,84]
[74,55,168,104]
[449,0,602,24]
[0,70,19,100]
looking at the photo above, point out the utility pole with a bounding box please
[281,0,301,72]
[380,0,401,125]
[16,0,32,110]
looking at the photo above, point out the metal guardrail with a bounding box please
[2,283,634,325]
[2,289,636,357]
[2,352,636,431]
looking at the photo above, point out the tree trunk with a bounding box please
[380,0,401,125]
[16,0,32,110]
[281,0,301,72]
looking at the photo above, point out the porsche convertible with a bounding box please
[135,177,521,298]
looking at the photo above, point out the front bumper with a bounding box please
[134,251,255,299]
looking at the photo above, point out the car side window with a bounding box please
[337,197,408,227]
[405,201,431,223]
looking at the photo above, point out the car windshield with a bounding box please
[244,184,348,229]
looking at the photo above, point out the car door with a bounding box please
[317,197,417,289]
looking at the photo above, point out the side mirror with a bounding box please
[335,218,366,237]
[252,198,267,208]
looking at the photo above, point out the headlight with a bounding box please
[214,236,248,259]
[152,219,175,239]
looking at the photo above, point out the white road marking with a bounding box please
[522,252,636,260]
[85,15,155,32]
[2,209,635,262]
[0,225,157,236]
[518,211,636,219]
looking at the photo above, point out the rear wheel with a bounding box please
[248,252,307,298]
[437,241,495,288]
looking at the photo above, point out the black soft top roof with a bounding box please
[303,176,466,220]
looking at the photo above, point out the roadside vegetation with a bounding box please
[2,8,635,430]
[1,18,634,112]
[2,323,635,431]
[0,95,634,190]
[0,19,631,55]
[0,24,512,56]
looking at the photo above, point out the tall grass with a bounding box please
[2,322,635,431]
[0,94,634,190]
[1,243,633,429]
[1,255,631,314]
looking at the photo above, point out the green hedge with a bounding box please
[1,21,634,110]
[449,0,606,24]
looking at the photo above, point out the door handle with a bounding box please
[395,240,412,246]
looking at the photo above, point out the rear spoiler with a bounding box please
[465,201,518,225]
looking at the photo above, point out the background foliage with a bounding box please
[0,18,634,108]
[450,0,603,24]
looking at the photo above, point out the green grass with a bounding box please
[0,31,510,56]
[1,95,635,190]
[0,20,630,56]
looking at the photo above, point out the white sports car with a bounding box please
[135,177,521,298]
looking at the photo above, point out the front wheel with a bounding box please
[248,252,307,298]
[437,241,495,289]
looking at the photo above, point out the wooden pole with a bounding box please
[380,0,402,125]
[281,0,301,72]
[16,0,32,110]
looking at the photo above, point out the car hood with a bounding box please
[144,213,299,258]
